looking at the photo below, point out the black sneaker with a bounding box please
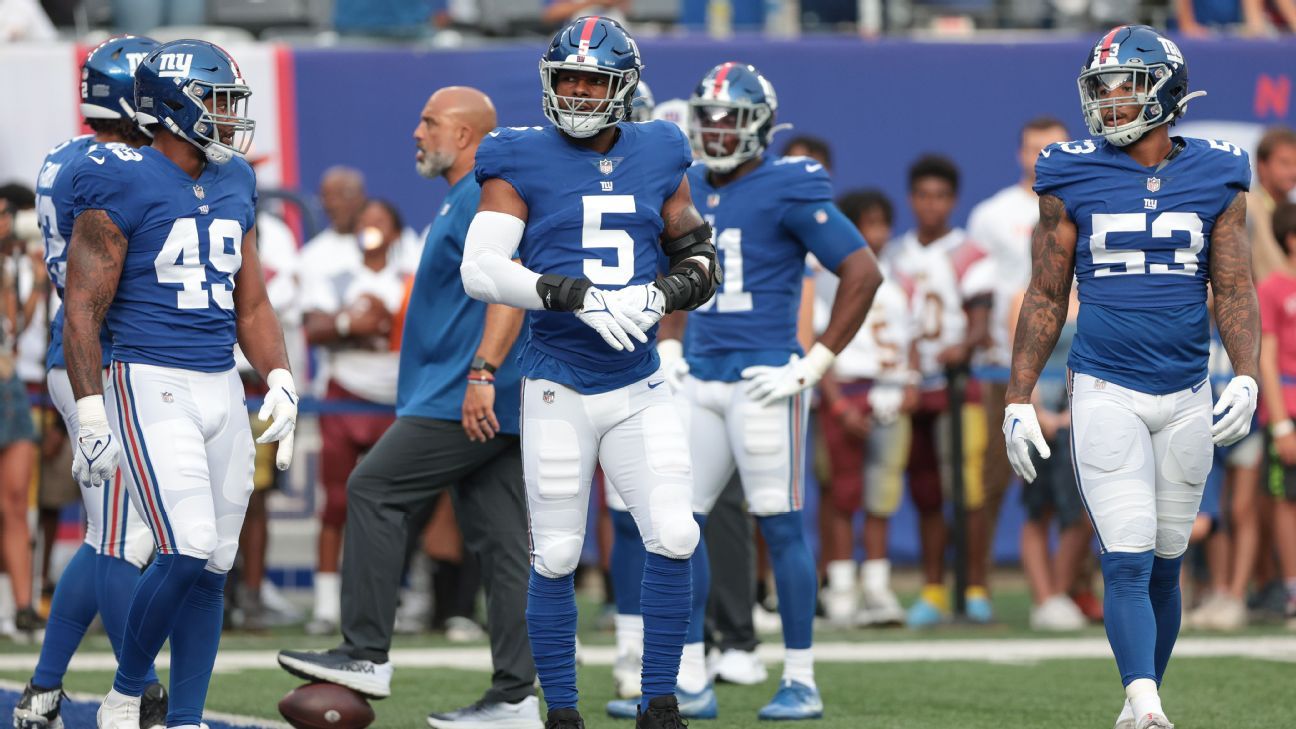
[12,681,65,729]
[544,708,584,729]
[636,695,688,729]
[140,682,168,729]
[14,609,44,644]
[277,649,392,698]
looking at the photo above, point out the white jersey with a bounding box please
[834,261,914,383]
[966,184,1038,367]
[886,230,967,382]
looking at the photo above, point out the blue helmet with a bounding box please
[1077,25,1205,147]
[689,62,778,173]
[630,79,655,123]
[540,16,642,138]
[80,35,159,120]
[134,39,255,165]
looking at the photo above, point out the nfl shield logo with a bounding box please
[193,185,206,200]
[1146,177,1161,192]
[598,159,614,176]
[707,193,720,208]
[543,390,556,404]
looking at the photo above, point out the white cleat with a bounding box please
[1134,712,1174,729]
[96,692,140,729]
[1030,595,1087,632]
[712,648,768,686]
[612,651,642,699]
[1114,699,1135,729]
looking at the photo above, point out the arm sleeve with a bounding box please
[70,155,142,236]
[781,201,867,273]
[460,211,545,309]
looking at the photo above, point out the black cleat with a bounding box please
[12,681,65,729]
[140,682,168,729]
[544,707,585,729]
[636,695,688,729]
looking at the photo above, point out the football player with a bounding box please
[17,35,169,729]
[1003,25,1258,729]
[610,62,882,721]
[459,17,720,729]
[62,40,298,729]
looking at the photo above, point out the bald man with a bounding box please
[278,88,541,729]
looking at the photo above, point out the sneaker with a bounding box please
[260,580,304,625]
[757,680,823,721]
[1030,595,1087,632]
[857,586,905,627]
[445,616,485,643]
[752,605,783,635]
[965,594,993,624]
[304,617,339,636]
[139,683,168,729]
[821,588,856,628]
[426,695,543,729]
[277,649,393,698]
[1114,699,1134,729]
[712,649,767,685]
[544,708,584,729]
[13,681,65,729]
[608,685,716,720]
[635,695,687,729]
[612,651,642,699]
[906,597,947,629]
[1198,595,1247,631]
[96,692,139,729]
[1134,712,1174,729]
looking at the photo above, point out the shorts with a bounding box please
[1021,427,1082,526]
[0,374,35,447]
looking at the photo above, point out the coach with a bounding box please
[278,86,540,729]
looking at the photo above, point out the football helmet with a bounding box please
[134,39,255,165]
[540,16,642,138]
[81,35,159,120]
[1077,25,1205,147]
[689,62,778,173]
[630,79,655,122]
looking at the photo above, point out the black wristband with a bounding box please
[470,356,497,374]
[536,274,591,312]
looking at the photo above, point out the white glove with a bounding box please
[72,395,120,489]
[741,343,836,408]
[256,368,298,470]
[868,384,904,426]
[1003,403,1051,483]
[1212,375,1258,446]
[607,282,666,334]
[576,287,649,352]
[657,338,690,393]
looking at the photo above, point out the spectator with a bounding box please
[110,0,204,34]
[1250,127,1296,281]
[818,189,912,628]
[1256,201,1296,626]
[781,135,833,171]
[300,198,406,635]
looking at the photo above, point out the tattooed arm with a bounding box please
[1210,192,1260,380]
[1005,194,1076,405]
[64,210,126,399]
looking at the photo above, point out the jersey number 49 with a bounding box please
[154,217,243,310]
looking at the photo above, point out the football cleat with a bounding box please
[13,682,65,729]
[544,708,585,729]
[426,695,543,729]
[277,649,393,699]
[140,683,168,729]
[1114,700,1135,729]
[757,680,823,721]
[608,685,717,720]
[712,649,767,685]
[635,695,687,729]
[95,692,139,729]
[1134,712,1174,729]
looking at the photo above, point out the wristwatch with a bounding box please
[470,356,497,374]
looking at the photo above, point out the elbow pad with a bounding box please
[536,274,592,312]
[657,223,721,312]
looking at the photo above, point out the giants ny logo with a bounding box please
[157,53,194,78]
[125,52,149,75]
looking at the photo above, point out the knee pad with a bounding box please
[1155,526,1191,559]
[207,538,239,574]
[174,522,218,561]
[654,516,699,559]
[645,482,697,558]
[1097,492,1158,554]
[533,534,583,578]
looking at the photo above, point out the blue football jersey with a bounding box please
[36,135,113,370]
[685,156,866,381]
[475,121,692,394]
[71,145,257,373]
[1034,136,1250,394]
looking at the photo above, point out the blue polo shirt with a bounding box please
[395,174,521,433]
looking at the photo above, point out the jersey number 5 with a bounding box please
[154,218,243,310]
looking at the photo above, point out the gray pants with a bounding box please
[339,416,536,703]
[706,474,758,652]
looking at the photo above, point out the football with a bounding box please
[277,683,375,729]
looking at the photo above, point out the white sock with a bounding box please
[826,560,856,592]
[0,574,15,619]
[104,689,139,707]
[314,572,341,621]
[614,613,643,658]
[782,647,816,689]
[1126,678,1164,720]
[677,642,708,693]
[860,559,891,594]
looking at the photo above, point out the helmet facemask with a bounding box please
[540,62,637,138]
[1078,63,1175,147]
[140,78,255,165]
[689,98,770,173]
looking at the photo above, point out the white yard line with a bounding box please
[0,636,1290,674]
